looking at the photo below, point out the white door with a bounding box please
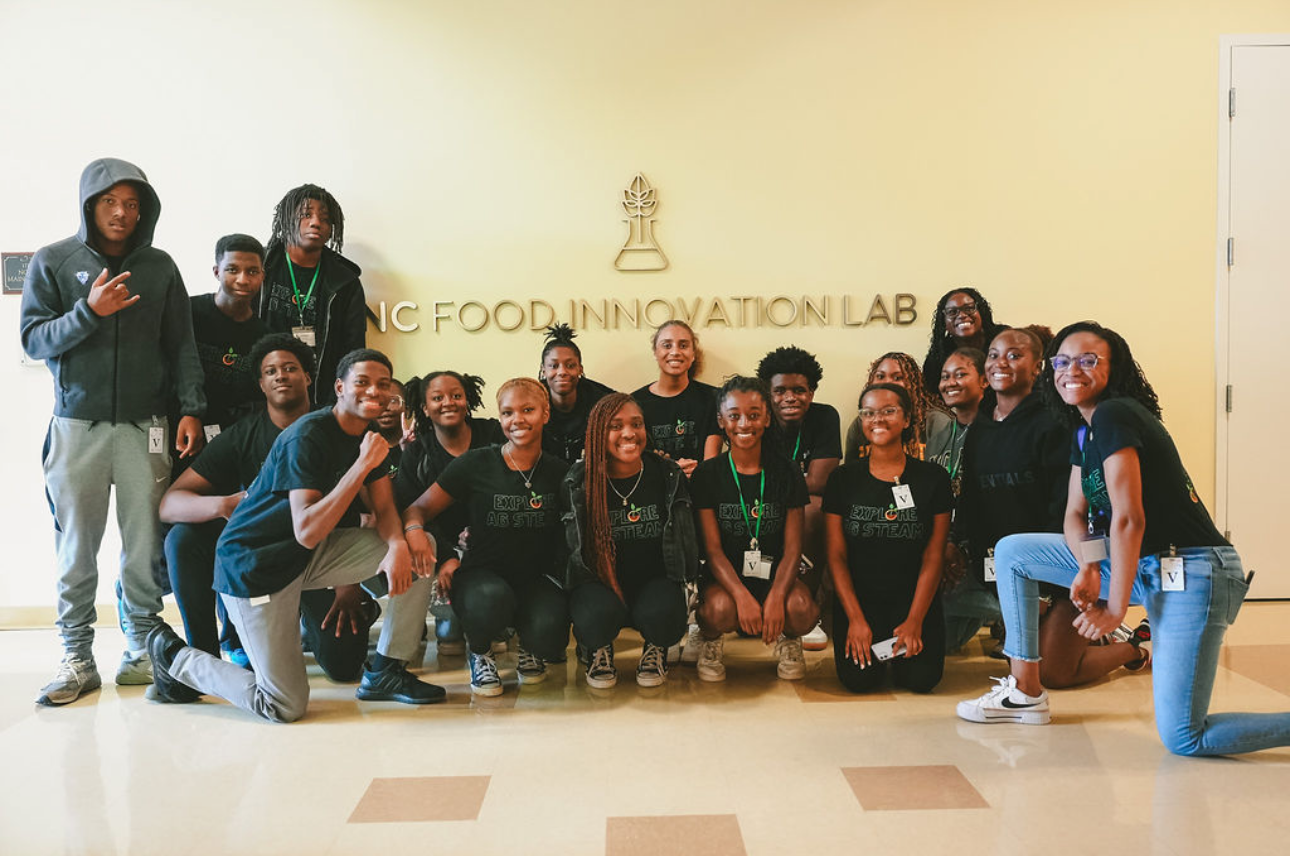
[1219,40,1290,598]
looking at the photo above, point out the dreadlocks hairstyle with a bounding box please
[404,371,487,438]
[858,382,917,444]
[715,375,776,458]
[540,323,582,364]
[267,183,345,254]
[755,345,824,390]
[865,351,937,454]
[580,392,640,601]
[1041,321,1162,429]
[921,287,1003,394]
[650,319,704,379]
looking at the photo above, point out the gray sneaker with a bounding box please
[37,655,102,706]
[115,651,154,686]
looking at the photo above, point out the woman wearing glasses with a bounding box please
[824,383,952,693]
[957,322,1290,756]
[920,288,1005,396]
[843,352,951,465]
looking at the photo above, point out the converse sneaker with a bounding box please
[36,654,101,706]
[801,621,828,651]
[585,644,617,689]
[956,675,1050,725]
[679,623,702,665]
[696,635,726,682]
[636,642,668,687]
[517,647,546,684]
[775,636,806,680]
[468,649,503,697]
[115,651,154,686]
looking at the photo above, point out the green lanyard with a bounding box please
[728,453,765,548]
[946,421,966,481]
[791,429,802,463]
[285,256,321,326]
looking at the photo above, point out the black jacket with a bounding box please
[560,453,699,590]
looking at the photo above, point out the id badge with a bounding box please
[204,424,222,442]
[892,483,914,510]
[292,325,317,347]
[148,426,165,455]
[983,555,997,583]
[1161,556,1185,591]
[743,550,770,579]
[1080,536,1109,564]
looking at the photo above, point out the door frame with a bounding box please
[1214,34,1290,535]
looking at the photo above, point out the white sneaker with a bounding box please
[517,647,546,684]
[468,650,503,697]
[956,675,1050,725]
[679,623,702,665]
[696,635,726,682]
[801,621,828,651]
[775,636,806,680]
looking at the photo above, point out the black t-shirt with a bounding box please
[691,452,808,572]
[1074,398,1227,555]
[190,409,282,493]
[543,378,613,464]
[607,457,668,593]
[190,293,269,430]
[769,403,843,475]
[631,380,720,462]
[262,256,318,334]
[823,457,953,600]
[435,446,570,579]
[214,409,396,598]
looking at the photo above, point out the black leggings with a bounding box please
[833,594,945,694]
[452,568,571,660]
[569,577,688,650]
[165,521,239,655]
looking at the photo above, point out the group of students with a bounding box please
[20,158,1290,758]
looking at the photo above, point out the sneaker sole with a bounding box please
[801,639,828,652]
[956,702,1051,725]
[635,672,666,688]
[37,674,102,706]
[777,666,806,680]
[586,674,618,689]
[518,670,547,685]
[355,689,447,705]
[696,668,726,683]
[471,682,504,697]
[115,671,154,686]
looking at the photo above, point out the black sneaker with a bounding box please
[146,623,201,703]
[356,662,447,704]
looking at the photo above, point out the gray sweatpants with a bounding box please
[43,416,169,654]
[171,528,433,723]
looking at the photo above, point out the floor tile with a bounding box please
[347,775,490,823]
[842,764,989,810]
[605,814,746,856]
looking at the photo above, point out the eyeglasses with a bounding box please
[944,302,978,319]
[386,396,405,409]
[1050,354,1105,373]
[858,406,903,422]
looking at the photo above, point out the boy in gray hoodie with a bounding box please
[20,157,205,705]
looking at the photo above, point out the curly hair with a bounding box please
[755,345,823,390]
[267,184,345,254]
[650,319,704,379]
[404,371,487,437]
[865,351,938,454]
[248,332,316,381]
[1041,321,1162,428]
[580,392,640,601]
[921,287,1004,394]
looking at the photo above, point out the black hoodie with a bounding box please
[19,158,205,422]
[955,391,1068,583]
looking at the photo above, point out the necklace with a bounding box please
[504,445,542,489]
[608,465,645,507]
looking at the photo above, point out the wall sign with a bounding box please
[614,174,668,272]
[3,252,33,295]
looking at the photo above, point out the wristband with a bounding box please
[403,524,424,534]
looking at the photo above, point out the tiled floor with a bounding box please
[1,604,1288,855]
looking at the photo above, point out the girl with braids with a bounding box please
[560,394,698,688]
[824,382,952,694]
[257,183,365,407]
[957,323,1290,756]
[394,372,505,655]
[632,320,723,477]
[539,323,615,464]
[843,352,952,465]
[920,287,1005,396]
[403,378,571,697]
[690,376,818,682]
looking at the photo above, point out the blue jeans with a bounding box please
[995,533,1290,756]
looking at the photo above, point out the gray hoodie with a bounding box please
[19,158,205,422]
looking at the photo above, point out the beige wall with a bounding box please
[3,0,1288,611]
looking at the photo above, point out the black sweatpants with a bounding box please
[833,593,945,694]
[569,577,688,651]
[452,568,571,660]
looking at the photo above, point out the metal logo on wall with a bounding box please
[614,173,668,272]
